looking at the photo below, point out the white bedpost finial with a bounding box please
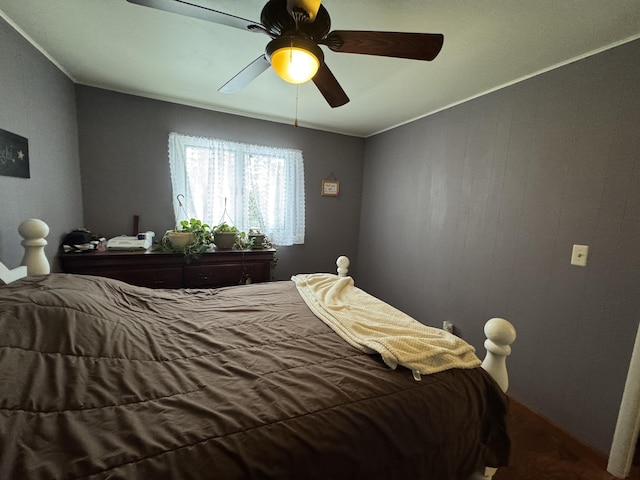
[18,218,50,275]
[481,318,516,393]
[336,256,350,277]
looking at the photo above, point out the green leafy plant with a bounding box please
[245,229,273,250]
[179,218,211,238]
[211,222,243,249]
[161,218,213,263]
[212,222,239,234]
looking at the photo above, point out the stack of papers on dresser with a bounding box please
[107,232,154,250]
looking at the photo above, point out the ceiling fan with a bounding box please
[126,0,444,108]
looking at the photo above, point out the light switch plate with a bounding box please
[571,244,589,267]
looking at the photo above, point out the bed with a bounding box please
[0,219,515,480]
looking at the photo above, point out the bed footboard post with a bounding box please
[470,319,515,480]
[336,256,350,277]
[469,467,498,480]
[481,318,516,393]
[19,219,50,276]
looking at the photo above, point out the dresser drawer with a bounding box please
[98,267,184,289]
[185,261,270,288]
[60,249,274,289]
[184,264,244,288]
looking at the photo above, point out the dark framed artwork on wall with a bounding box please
[0,128,30,178]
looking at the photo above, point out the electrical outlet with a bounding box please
[571,244,589,267]
[443,321,454,334]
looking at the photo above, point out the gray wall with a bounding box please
[357,39,640,454]
[4,8,639,458]
[75,86,365,280]
[0,17,83,270]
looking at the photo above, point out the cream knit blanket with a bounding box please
[291,273,481,378]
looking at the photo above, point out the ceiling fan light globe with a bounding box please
[271,47,320,84]
[266,36,324,84]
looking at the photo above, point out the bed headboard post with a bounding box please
[18,218,50,275]
[336,256,350,277]
[481,318,516,393]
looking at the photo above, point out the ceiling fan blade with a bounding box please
[126,0,265,34]
[219,55,271,94]
[323,31,444,61]
[312,63,349,108]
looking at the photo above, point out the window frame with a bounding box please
[168,132,305,246]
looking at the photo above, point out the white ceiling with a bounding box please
[1,0,640,137]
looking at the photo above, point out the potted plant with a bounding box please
[212,222,241,249]
[247,229,269,249]
[162,218,212,262]
[165,230,194,249]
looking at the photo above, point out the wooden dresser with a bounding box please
[60,248,276,289]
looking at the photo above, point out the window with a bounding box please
[168,132,305,245]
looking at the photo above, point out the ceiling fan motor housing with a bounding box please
[286,0,321,22]
[261,0,331,40]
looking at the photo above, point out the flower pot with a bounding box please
[166,231,195,249]
[213,232,237,249]
[248,234,265,249]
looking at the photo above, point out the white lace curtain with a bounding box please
[168,132,305,245]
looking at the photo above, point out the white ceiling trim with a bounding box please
[371,32,640,138]
[0,7,76,83]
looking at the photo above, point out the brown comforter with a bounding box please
[0,274,509,480]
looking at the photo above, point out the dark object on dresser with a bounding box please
[60,248,276,288]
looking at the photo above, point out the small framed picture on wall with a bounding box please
[0,128,30,179]
[321,179,340,197]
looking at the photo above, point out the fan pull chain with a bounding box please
[294,85,299,127]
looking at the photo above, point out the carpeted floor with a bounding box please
[494,398,639,480]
